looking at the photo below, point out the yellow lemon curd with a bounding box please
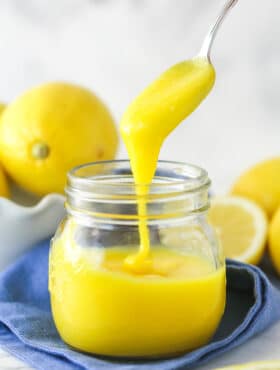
[50,235,225,357]
[120,58,215,272]
[50,56,225,357]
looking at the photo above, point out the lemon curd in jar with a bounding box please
[49,161,226,358]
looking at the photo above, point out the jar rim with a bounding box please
[67,159,210,196]
[66,160,210,224]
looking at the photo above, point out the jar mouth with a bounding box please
[66,160,210,224]
[67,159,210,196]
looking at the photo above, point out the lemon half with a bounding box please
[208,196,268,264]
[268,206,280,275]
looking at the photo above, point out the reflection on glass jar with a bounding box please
[49,160,226,358]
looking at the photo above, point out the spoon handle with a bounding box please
[198,0,239,61]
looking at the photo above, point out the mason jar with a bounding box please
[49,160,226,358]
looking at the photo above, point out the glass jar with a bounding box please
[49,160,226,358]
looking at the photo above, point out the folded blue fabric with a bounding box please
[0,240,280,370]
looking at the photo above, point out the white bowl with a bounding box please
[0,183,65,271]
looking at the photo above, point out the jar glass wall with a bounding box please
[49,160,226,358]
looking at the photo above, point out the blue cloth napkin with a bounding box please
[0,240,280,370]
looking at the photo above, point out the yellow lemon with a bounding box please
[0,102,9,198]
[0,102,6,115]
[208,196,268,264]
[232,158,280,218]
[268,205,280,275]
[0,82,118,196]
[215,361,280,369]
[0,165,9,198]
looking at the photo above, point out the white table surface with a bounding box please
[0,348,31,369]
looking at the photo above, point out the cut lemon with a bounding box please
[268,205,280,275]
[215,361,280,369]
[208,196,268,265]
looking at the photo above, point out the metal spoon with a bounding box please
[198,0,239,62]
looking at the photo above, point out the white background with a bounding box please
[1,0,280,369]
[0,0,280,193]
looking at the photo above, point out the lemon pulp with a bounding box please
[208,196,268,265]
[269,206,280,275]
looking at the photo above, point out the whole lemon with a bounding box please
[232,158,280,217]
[0,82,118,196]
[268,206,280,275]
[0,102,6,115]
[0,103,9,198]
[0,165,9,198]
